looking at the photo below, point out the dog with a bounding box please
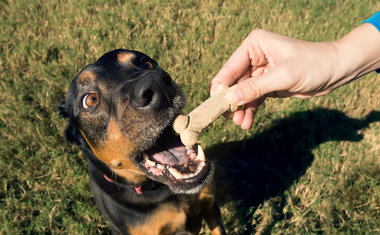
[59,49,225,235]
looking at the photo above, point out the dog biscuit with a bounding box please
[173,84,237,146]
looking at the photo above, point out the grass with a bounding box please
[0,0,379,234]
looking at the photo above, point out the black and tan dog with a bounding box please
[59,49,225,235]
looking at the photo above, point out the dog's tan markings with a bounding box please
[117,52,135,64]
[190,182,225,235]
[78,70,97,84]
[110,159,122,168]
[127,203,187,235]
[127,183,223,234]
[80,119,147,184]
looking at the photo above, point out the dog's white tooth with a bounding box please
[195,145,205,162]
[146,158,156,167]
[183,173,195,179]
[168,167,183,179]
[156,164,165,170]
[195,161,206,174]
[143,154,149,160]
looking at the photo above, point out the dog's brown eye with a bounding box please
[82,93,99,109]
[142,61,153,69]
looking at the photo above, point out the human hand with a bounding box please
[210,25,380,130]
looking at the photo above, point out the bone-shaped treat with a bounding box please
[173,84,237,147]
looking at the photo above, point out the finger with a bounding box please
[240,97,265,130]
[214,31,273,86]
[212,43,252,87]
[210,66,251,96]
[232,109,245,126]
[241,106,254,130]
[226,65,293,106]
[209,80,222,96]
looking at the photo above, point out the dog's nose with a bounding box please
[130,71,176,111]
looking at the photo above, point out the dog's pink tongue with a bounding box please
[151,145,187,166]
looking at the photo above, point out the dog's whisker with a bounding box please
[158,82,174,106]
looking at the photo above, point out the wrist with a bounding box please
[332,23,380,87]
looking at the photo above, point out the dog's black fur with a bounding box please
[59,49,225,235]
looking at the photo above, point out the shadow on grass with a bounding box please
[206,108,379,234]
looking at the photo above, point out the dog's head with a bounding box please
[59,49,212,194]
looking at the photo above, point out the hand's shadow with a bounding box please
[206,108,379,233]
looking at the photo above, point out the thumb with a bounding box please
[225,66,292,105]
[209,80,223,97]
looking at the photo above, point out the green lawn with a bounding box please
[1,0,379,234]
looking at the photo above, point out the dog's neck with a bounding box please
[85,151,162,195]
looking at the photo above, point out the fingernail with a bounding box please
[226,88,242,105]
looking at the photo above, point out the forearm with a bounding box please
[331,23,380,89]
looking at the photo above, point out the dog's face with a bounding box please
[60,49,212,194]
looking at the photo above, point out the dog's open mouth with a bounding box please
[138,127,210,186]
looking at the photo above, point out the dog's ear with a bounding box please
[57,101,82,146]
[65,121,93,154]
[65,122,81,146]
[58,101,91,151]
[58,101,68,118]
